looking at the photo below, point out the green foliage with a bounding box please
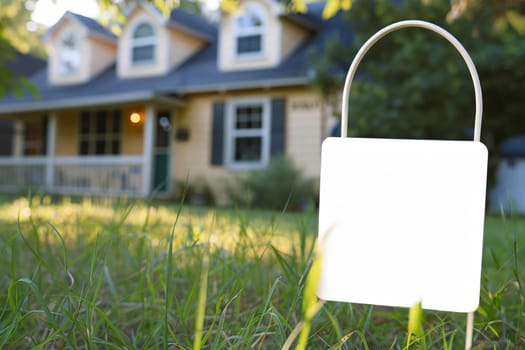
[0,0,46,58]
[0,2,43,99]
[339,0,476,140]
[96,0,204,34]
[310,0,525,186]
[176,177,216,206]
[231,156,315,211]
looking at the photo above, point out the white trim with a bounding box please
[0,155,143,166]
[58,31,81,76]
[130,21,157,66]
[164,109,175,194]
[142,105,155,195]
[45,114,57,189]
[225,97,271,170]
[54,156,143,165]
[0,156,48,165]
[0,91,184,114]
[233,3,266,59]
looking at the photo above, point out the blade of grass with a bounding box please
[48,223,74,287]
[405,301,425,350]
[283,247,324,350]
[193,251,210,350]
[164,175,188,349]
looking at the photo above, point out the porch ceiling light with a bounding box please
[130,112,141,124]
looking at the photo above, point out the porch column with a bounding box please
[45,113,57,190]
[142,105,155,196]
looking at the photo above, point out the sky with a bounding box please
[31,0,220,27]
[31,0,100,26]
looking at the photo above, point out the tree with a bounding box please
[0,0,46,57]
[310,0,525,184]
[0,1,45,97]
[96,0,205,34]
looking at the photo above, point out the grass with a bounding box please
[0,194,523,349]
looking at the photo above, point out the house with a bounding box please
[490,135,525,214]
[0,1,351,203]
[0,50,45,157]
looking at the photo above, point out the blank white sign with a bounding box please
[317,137,488,313]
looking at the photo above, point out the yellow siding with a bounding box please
[89,38,117,78]
[55,110,79,156]
[280,19,310,61]
[173,88,327,203]
[122,106,145,155]
[168,27,205,68]
[286,91,324,178]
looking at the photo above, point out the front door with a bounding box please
[152,111,171,193]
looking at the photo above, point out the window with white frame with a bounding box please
[59,32,80,75]
[234,4,265,56]
[227,99,270,167]
[131,22,156,64]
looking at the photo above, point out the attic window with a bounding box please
[59,32,80,75]
[131,22,156,64]
[234,4,265,56]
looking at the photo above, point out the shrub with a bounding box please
[175,177,215,206]
[232,156,315,211]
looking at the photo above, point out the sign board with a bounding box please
[318,137,487,312]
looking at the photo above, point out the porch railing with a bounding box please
[0,157,47,192]
[0,156,144,196]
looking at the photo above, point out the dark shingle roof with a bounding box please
[0,3,353,113]
[4,51,46,77]
[68,12,117,41]
[168,8,216,40]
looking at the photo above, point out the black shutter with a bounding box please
[270,98,285,157]
[211,102,225,165]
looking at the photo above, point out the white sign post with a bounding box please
[317,20,487,349]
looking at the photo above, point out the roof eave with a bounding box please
[177,76,311,94]
[280,14,320,32]
[0,91,184,114]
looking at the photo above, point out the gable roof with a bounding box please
[43,11,116,43]
[125,3,215,41]
[69,12,117,41]
[0,3,352,114]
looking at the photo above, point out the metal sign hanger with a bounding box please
[317,20,487,350]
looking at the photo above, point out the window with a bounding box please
[59,32,80,75]
[234,4,265,56]
[131,22,156,64]
[23,116,48,156]
[227,99,270,168]
[211,99,285,168]
[78,110,121,155]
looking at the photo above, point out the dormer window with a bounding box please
[234,4,265,57]
[131,22,156,64]
[59,32,80,75]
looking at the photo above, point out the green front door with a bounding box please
[152,111,171,193]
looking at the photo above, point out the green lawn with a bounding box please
[0,194,523,349]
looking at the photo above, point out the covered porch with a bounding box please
[0,98,179,197]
